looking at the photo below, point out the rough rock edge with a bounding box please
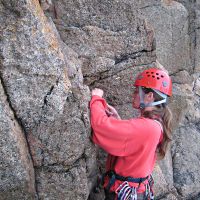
[0,72,38,198]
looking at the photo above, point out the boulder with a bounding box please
[171,125,200,198]
[177,0,200,73]
[0,0,92,199]
[0,79,36,199]
[35,159,89,200]
[140,0,191,74]
[1,0,200,199]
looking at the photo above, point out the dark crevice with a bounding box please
[192,78,199,92]
[0,71,39,199]
[80,111,88,129]
[84,61,155,87]
[169,69,189,76]
[139,4,161,10]
[33,84,55,130]
[34,76,61,129]
[35,152,86,174]
[83,49,155,86]
[173,186,183,198]
[114,49,151,65]
[43,85,54,105]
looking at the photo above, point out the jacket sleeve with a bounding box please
[90,96,140,156]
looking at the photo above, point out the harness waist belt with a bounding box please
[105,170,149,190]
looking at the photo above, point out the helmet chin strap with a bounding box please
[139,87,167,109]
[139,87,146,109]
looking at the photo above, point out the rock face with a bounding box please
[140,1,191,74]
[48,0,156,121]
[0,79,36,199]
[0,0,200,200]
[141,1,200,199]
[0,0,92,199]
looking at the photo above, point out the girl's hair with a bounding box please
[141,87,173,160]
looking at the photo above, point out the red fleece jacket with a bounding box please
[90,96,163,192]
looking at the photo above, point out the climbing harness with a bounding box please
[103,170,154,200]
[115,181,137,200]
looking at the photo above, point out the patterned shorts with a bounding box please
[104,190,147,200]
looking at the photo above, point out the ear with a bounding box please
[145,92,155,103]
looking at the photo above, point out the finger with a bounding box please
[107,105,117,113]
[106,109,116,116]
[107,104,114,110]
[105,109,113,115]
[107,104,113,108]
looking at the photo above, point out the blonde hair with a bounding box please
[142,88,173,159]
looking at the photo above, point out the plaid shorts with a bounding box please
[104,190,147,200]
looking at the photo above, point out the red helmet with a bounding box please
[134,68,172,96]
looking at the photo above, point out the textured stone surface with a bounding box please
[175,0,197,74]
[159,193,178,200]
[0,80,36,199]
[0,0,92,199]
[36,159,89,200]
[195,24,200,72]
[46,3,157,198]
[172,125,200,197]
[158,150,174,188]
[1,0,200,200]
[194,77,200,96]
[47,1,200,199]
[153,165,169,197]
[47,0,156,86]
[140,0,191,74]
[170,81,200,199]
[140,1,200,199]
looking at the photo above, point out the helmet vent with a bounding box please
[134,68,172,96]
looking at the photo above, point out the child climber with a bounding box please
[90,68,173,200]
